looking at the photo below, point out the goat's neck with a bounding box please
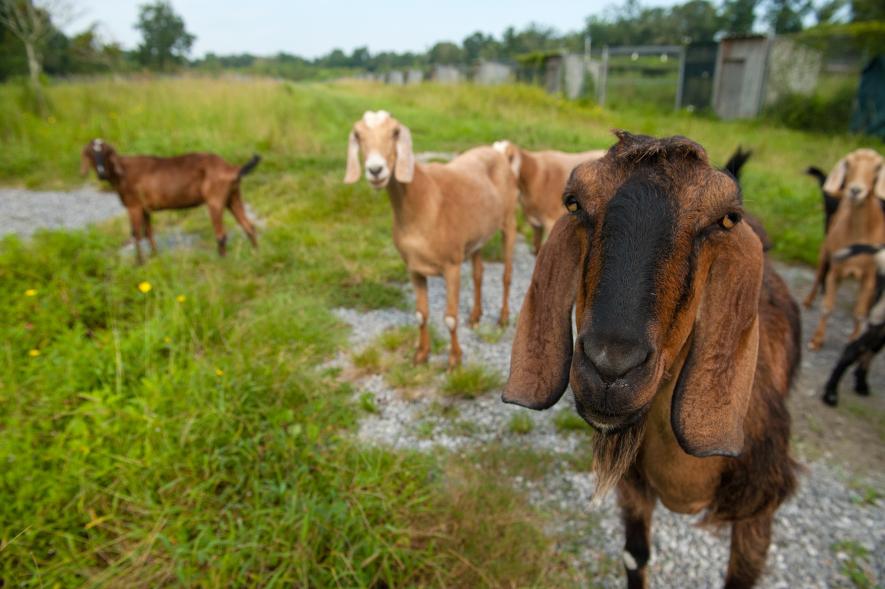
[385,164,440,228]
[518,149,538,194]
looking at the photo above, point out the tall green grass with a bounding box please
[0,76,880,586]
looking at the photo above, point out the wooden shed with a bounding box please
[712,36,771,120]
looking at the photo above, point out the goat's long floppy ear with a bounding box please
[671,221,764,457]
[875,163,885,201]
[343,131,361,184]
[823,158,847,195]
[395,125,414,183]
[79,146,92,176]
[504,215,582,409]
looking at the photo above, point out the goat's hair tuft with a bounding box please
[611,130,708,165]
[592,419,648,501]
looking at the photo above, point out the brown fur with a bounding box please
[80,139,260,263]
[493,140,605,253]
[504,131,800,588]
[344,111,518,368]
[804,148,885,349]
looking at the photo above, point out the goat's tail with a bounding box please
[805,166,826,188]
[238,154,261,179]
[723,146,752,181]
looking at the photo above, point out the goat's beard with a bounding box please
[591,419,647,501]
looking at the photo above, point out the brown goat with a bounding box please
[80,139,261,263]
[493,140,605,253]
[504,131,800,589]
[344,111,518,368]
[804,148,885,350]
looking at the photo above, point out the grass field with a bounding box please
[0,76,881,587]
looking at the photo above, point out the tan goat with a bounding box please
[805,148,885,350]
[344,111,518,368]
[493,140,605,253]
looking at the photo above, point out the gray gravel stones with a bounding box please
[336,240,884,589]
[0,186,124,239]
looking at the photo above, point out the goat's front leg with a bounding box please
[468,252,483,327]
[803,250,828,309]
[410,272,431,364]
[531,224,543,255]
[126,206,145,264]
[207,203,227,256]
[852,269,877,339]
[852,328,885,396]
[500,216,516,326]
[724,513,773,589]
[143,211,158,256]
[443,263,462,368]
[617,473,656,589]
[810,267,839,350]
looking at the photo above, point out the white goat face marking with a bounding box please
[92,138,104,152]
[444,315,457,331]
[622,551,639,571]
[362,110,390,129]
[492,140,510,153]
[364,152,390,187]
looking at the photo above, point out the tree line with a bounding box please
[1,0,883,86]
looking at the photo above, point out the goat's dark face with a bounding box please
[80,139,121,181]
[505,131,765,458]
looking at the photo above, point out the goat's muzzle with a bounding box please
[571,333,655,431]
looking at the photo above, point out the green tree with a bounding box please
[427,41,463,64]
[851,0,884,21]
[135,0,194,70]
[721,0,760,34]
[766,0,812,32]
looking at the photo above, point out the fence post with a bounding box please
[599,46,609,107]
[675,46,686,110]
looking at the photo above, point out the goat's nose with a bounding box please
[368,165,383,177]
[584,338,649,382]
[849,186,863,197]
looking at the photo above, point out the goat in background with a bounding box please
[344,111,518,368]
[804,148,885,349]
[492,140,605,253]
[81,139,261,263]
[504,131,800,589]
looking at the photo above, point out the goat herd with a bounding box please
[78,111,883,588]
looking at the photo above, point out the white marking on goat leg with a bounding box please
[415,311,424,325]
[362,110,391,128]
[623,551,639,571]
[444,315,457,331]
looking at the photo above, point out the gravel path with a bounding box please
[335,240,884,589]
[0,186,124,239]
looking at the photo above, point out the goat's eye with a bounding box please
[564,195,580,213]
[393,128,400,139]
[719,212,741,230]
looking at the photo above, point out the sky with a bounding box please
[65,0,676,59]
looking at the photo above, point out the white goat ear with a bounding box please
[395,125,414,183]
[823,158,847,195]
[875,164,885,201]
[344,131,361,184]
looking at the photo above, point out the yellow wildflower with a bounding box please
[215,368,224,377]
[176,294,186,303]
[28,349,40,357]
[138,281,152,294]
[24,289,37,297]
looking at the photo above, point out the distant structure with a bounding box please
[431,65,463,84]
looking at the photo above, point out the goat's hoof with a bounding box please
[498,315,509,327]
[468,315,481,328]
[821,391,838,407]
[808,340,822,351]
[447,355,462,370]
[413,350,430,365]
[855,385,871,397]
[802,300,814,310]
